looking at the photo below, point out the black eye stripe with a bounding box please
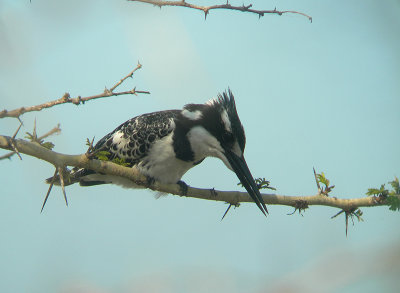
[222,132,233,141]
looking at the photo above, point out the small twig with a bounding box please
[0,65,149,119]
[0,152,15,160]
[129,0,312,22]
[37,124,61,141]
[109,62,142,92]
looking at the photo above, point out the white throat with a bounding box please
[186,125,232,170]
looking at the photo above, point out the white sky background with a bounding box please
[1,0,400,292]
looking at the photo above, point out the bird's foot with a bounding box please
[177,180,189,196]
[145,176,155,188]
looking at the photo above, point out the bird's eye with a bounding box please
[222,132,234,143]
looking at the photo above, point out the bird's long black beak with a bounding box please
[225,150,268,216]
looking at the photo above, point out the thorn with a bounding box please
[210,188,218,197]
[41,168,58,212]
[204,10,209,20]
[32,118,37,141]
[221,204,232,221]
[62,92,70,102]
[313,167,321,193]
[58,167,69,207]
[331,209,345,219]
[10,123,23,160]
[12,122,22,140]
[104,87,112,95]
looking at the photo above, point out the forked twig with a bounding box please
[109,62,142,92]
[129,0,312,22]
[0,64,149,119]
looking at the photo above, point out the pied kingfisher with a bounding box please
[48,90,268,215]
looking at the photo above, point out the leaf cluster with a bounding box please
[94,151,130,167]
[237,177,276,191]
[366,177,400,211]
[316,171,335,195]
[25,132,54,150]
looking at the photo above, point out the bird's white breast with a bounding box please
[137,132,195,184]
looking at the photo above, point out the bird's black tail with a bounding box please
[45,168,78,186]
[45,168,109,187]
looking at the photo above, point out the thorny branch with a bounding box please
[0,136,398,212]
[0,123,61,161]
[129,0,312,22]
[0,63,149,119]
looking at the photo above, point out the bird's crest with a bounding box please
[208,89,246,152]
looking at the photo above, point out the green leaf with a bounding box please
[25,132,34,140]
[317,172,330,187]
[238,177,276,191]
[389,177,400,194]
[95,151,111,161]
[387,195,400,211]
[354,209,364,221]
[366,184,388,197]
[41,142,55,150]
[112,157,130,167]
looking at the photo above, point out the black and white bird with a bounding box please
[49,90,268,215]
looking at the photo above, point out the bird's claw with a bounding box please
[145,176,155,188]
[177,180,189,196]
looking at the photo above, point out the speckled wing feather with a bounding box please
[92,110,179,166]
[67,110,180,185]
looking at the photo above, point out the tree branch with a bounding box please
[129,0,312,22]
[0,63,149,119]
[1,135,397,212]
[0,123,61,161]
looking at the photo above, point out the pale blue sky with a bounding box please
[1,0,399,292]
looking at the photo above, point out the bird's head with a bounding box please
[181,89,268,215]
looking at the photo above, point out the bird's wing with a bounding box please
[91,110,180,166]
